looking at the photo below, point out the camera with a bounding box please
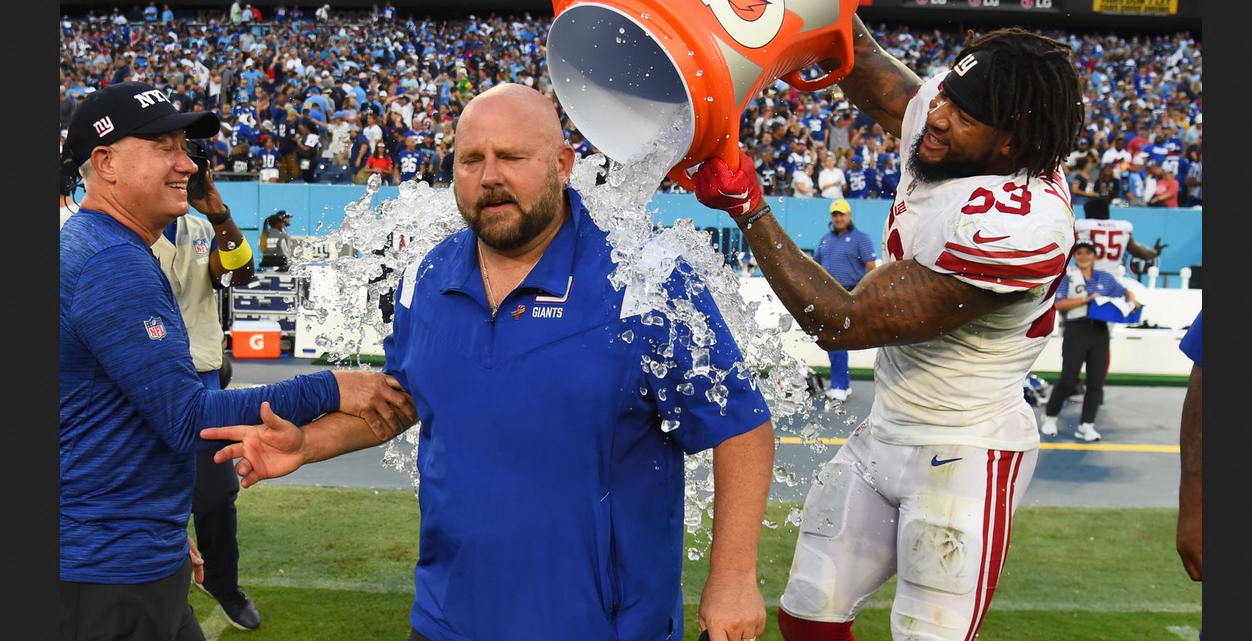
[185,140,210,201]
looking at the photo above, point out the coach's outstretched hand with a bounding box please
[202,402,307,487]
[333,370,417,441]
[693,151,764,219]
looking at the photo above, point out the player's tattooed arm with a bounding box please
[821,14,923,139]
[739,209,1024,351]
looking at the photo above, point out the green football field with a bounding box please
[190,485,1202,640]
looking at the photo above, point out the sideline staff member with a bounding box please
[60,81,413,640]
[151,146,264,630]
[1039,237,1139,441]
[811,198,877,403]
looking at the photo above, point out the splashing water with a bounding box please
[294,112,829,533]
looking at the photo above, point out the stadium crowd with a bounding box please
[58,4,1201,205]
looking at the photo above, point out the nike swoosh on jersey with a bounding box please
[930,455,963,467]
[972,231,1011,244]
[719,188,750,200]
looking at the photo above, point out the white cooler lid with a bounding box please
[231,320,283,332]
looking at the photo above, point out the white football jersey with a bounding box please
[870,73,1076,451]
[1075,218,1134,274]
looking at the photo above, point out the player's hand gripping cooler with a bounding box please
[693,151,763,218]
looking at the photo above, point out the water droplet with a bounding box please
[620,329,634,343]
[705,96,714,102]
[678,383,695,396]
[662,419,680,432]
[619,27,625,34]
[843,317,852,329]
[687,50,695,56]
[696,70,704,77]
[688,547,703,560]
[639,386,648,396]
[804,304,815,313]
[657,387,667,401]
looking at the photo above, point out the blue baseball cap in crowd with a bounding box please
[850,155,863,164]
[878,153,892,164]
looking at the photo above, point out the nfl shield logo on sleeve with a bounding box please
[144,316,167,340]
[193,237,210,255]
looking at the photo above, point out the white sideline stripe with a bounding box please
[1168,626,1200,639]
[238,577,1201,613]
[198,610,231,641]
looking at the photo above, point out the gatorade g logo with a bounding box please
[703,0,785,49]
[249,334,266,350]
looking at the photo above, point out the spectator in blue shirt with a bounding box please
[60,81,413,640]
[812,199,877,402]
[160,3,174,23]
[395,134,424,183]
[844,154,878,199]
[203,84,775,641]
[1040,238,1140,441]
[1176,310,1201,582]
[1121,154,1149,206]
[877,152,900,198]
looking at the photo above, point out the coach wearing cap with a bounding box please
[60,81,414,639]
[811,199,877,403]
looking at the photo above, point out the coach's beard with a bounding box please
[457,168,563,252]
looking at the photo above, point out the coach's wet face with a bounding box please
[909,87,1013,183]
[453,88,574,252]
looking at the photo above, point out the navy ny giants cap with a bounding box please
[65,81,221,167]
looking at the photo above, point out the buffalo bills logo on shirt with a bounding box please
[144,316,167,340]
[193,237,210,255]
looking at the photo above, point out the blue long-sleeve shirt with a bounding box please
[60,210,340,583]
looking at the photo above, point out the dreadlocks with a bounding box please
[953,27,1084,180]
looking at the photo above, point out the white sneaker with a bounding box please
[826,388,849,402]
[1074,422,1102,442]
[1040,416,1058,436]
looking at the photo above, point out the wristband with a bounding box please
[739,206,773,227]
[218,237,253,271]
[207,206,232,226]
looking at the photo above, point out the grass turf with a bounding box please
[192,485,1202,640]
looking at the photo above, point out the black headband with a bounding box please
[942,51,996,127]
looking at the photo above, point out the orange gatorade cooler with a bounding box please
[547,0,860,189]
[231,320,283,359]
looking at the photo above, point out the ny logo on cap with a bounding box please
[133,89,171,108]
[954,54,979,77]
[93,116,115,137]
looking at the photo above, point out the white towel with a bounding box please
[1064,267,1088,320]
